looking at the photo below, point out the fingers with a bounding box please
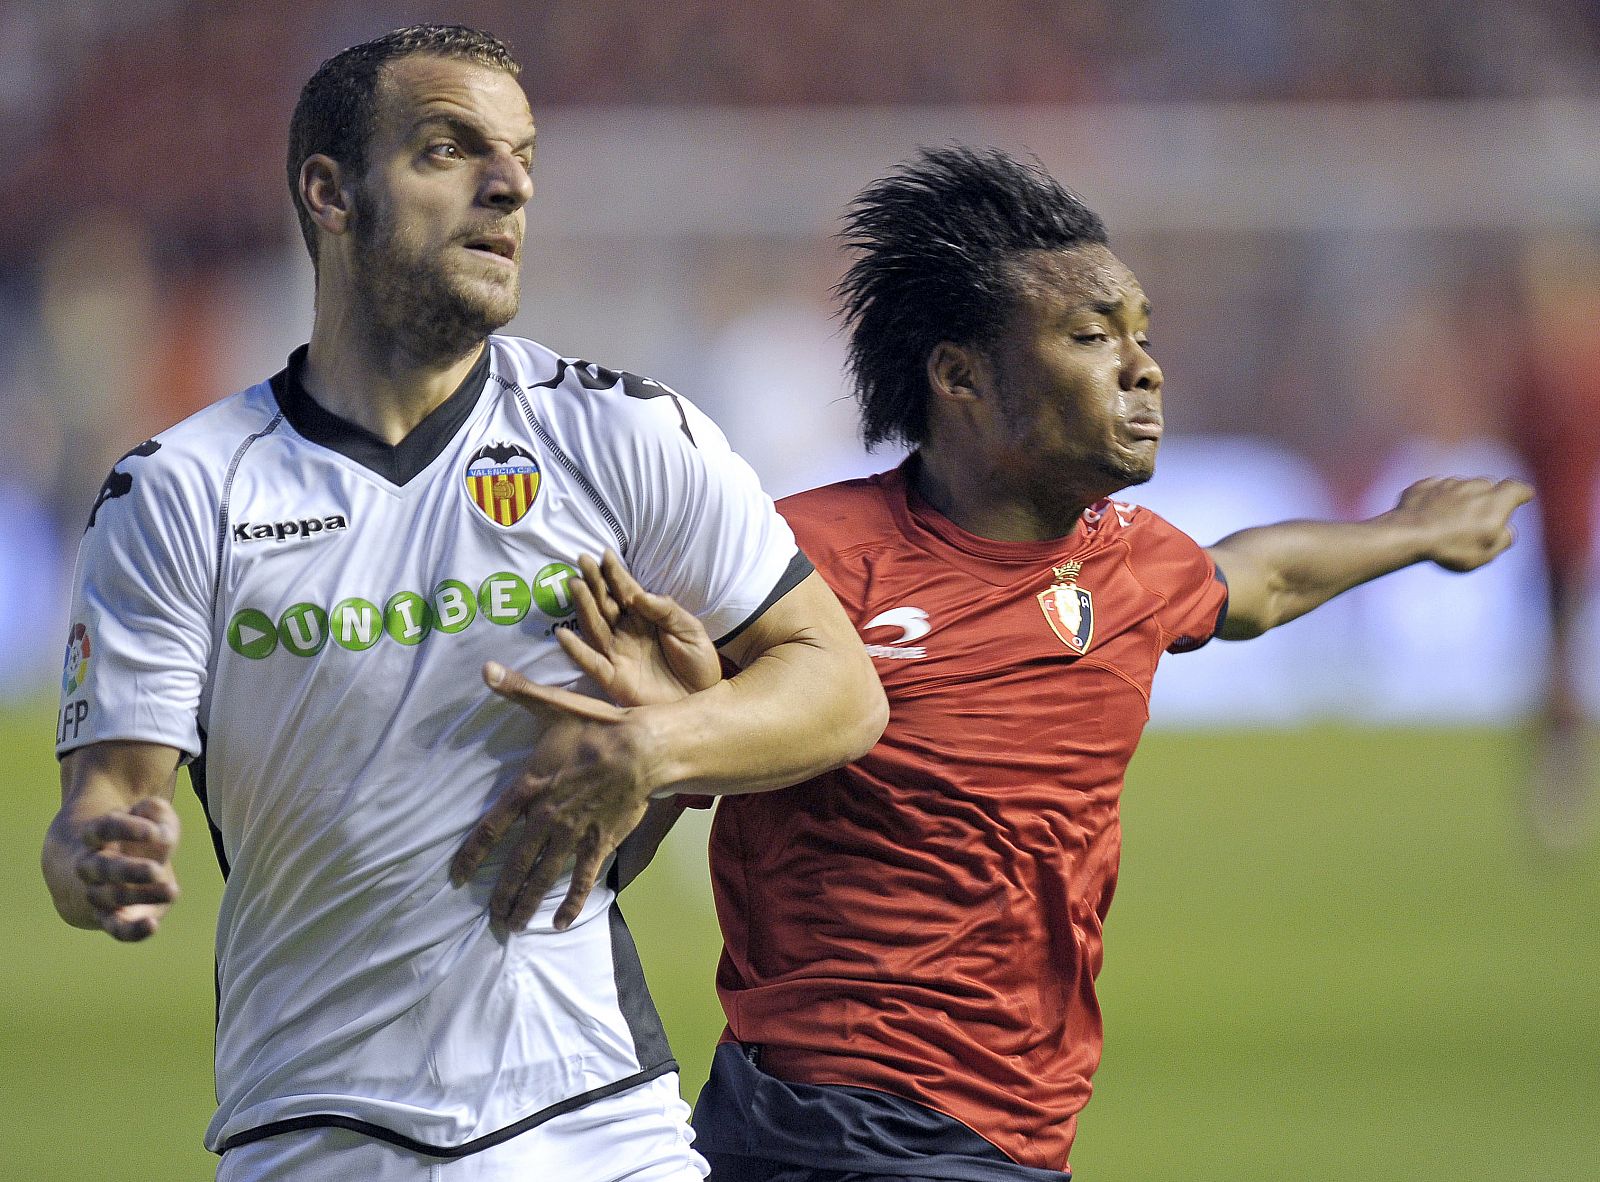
[77,847,162,886]
[86,876,179,912]
[489,815,566,932]
[571,559,616,653]
[101,904,166,943]
[80,810,171,854]
[493,823,581,934]
[553,626,616,685]
[450,784,526,886]
[483,662,623,723]
[600,549,710,643]
[553,828,608,931]
[599,550,648,608]
[579,554,623,626]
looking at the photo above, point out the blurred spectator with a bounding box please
[1497,228,1600,847]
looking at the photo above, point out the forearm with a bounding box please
[634,631,886,796]
[1208,513,1430,639]
[44,742,181,932]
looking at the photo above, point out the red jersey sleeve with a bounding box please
[1128,507,1229,653]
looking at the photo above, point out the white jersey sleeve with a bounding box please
[506,346,807,644]
[56,436,216,759]
[615,389,805,644]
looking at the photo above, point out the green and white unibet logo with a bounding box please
[226,565,580,660]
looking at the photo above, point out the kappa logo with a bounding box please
[863,605,930,660]
[233,515,349,544]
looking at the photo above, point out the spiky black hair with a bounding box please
[836,146,1108,448]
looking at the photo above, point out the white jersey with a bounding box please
[56,335,806,1157]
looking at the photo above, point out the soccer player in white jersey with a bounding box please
[40,25,886,1182]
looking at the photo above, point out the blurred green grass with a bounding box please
[4,696,1596,1179]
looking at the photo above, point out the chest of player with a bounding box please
[849,548,1168,764]
[209,423,616,679]
[856,550,1164,683]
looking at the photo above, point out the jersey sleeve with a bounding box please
[56,443,215,760]
[607,384,807,645]
[1134,510,1229,654]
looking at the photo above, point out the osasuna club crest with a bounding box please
[464,442,541,527]
[1038,561,1094,654]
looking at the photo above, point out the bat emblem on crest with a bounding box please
[464,442,541,527]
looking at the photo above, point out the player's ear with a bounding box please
[299,154,356,238]
[927,341,989,408]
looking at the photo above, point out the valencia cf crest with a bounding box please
[465,442,541,527]
[1038,562,1094,654]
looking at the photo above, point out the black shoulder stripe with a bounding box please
[85,439,162,532]
[531,358,695,446]
[715,549,816,648]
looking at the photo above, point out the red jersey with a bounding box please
[708,463,1228,1172]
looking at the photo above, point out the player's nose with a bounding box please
[1124,342,1162,393]
[481,149,533,212]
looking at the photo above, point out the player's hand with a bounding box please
[1391,476,1534,572]
[74,797,181,942]
[558,551,720,707]
[451,662,661,933]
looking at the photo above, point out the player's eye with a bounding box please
[427,142,463,160]
[1074,331,1109,344]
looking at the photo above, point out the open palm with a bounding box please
[557,551,721,706]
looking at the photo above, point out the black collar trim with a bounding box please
[268,344,492,486]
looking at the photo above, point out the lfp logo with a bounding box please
[62,623,91,694]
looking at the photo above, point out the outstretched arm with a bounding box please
[44,741,184,941]
[1208,476,1533,640]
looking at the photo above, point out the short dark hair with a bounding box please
[836,146,1109,449]
[286,24,521,261]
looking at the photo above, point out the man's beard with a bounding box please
[350,217,520,368]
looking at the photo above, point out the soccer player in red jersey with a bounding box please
[555,148,1531,1181]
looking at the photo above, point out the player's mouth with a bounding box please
[1124,416,1163,442]
[462,235,519,267]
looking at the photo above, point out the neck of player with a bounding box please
[303,310,485,446]
[913,445,1098,543]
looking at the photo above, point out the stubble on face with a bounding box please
[349,194,520,368]
[345,59,528,369]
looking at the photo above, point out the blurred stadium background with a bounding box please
[2,1,1597,1178]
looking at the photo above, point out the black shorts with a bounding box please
[691,1043,1069,1182]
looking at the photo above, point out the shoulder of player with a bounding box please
[779,476,900,567]
[488,334,698,440]
[1091,499,1213,588]
[108,382,284,503]
[1089,498,1195,545]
